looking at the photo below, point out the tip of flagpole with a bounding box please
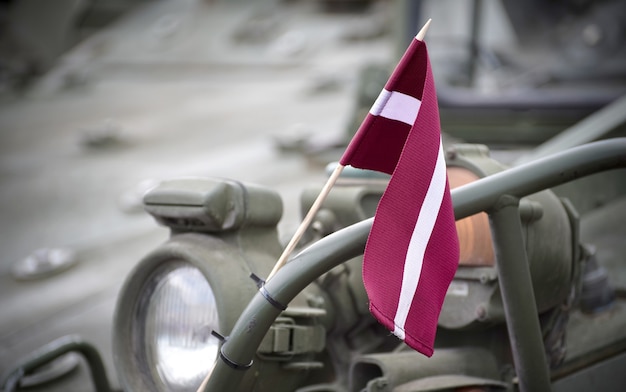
[416,19,432,41]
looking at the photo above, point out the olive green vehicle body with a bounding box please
[4,136,626,392]
[3,1,626,392]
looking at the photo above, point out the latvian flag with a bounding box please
[339,36,460,357]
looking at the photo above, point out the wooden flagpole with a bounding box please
[266,163,345,280]
[416,18,431,41]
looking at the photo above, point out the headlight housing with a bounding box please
[113,178,284,391]
[113,235,255,392]
[439,144,577,329]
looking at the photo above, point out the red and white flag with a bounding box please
[339,37,459,357]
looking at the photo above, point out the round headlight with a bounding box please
[113,233,269,392]
[134,261,220,391]
[114,180,286,391]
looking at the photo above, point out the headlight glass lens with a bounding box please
[138,261,220,391]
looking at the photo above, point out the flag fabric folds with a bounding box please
[339,38,460,357]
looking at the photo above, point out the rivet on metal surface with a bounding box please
[475,305,488,321]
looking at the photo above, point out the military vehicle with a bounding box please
[2,0,626,392]
[3,126,626,392]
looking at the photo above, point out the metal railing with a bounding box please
[202,138,626,392]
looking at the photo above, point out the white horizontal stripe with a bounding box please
[370,89,421,126]
[393,139,447,339]
[369,89,391,116]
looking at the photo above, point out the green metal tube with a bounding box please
[489,196,551,392]
[2,335,113,392]
[202,138,626,392]
[202,219,370,391]
[452,138,626,219]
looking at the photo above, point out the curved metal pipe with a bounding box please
[202,218,371,391]
[2,335,113,392]
[202,138,626,392]
[450,137,626,219]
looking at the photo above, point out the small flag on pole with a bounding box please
[340,24,460,357]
